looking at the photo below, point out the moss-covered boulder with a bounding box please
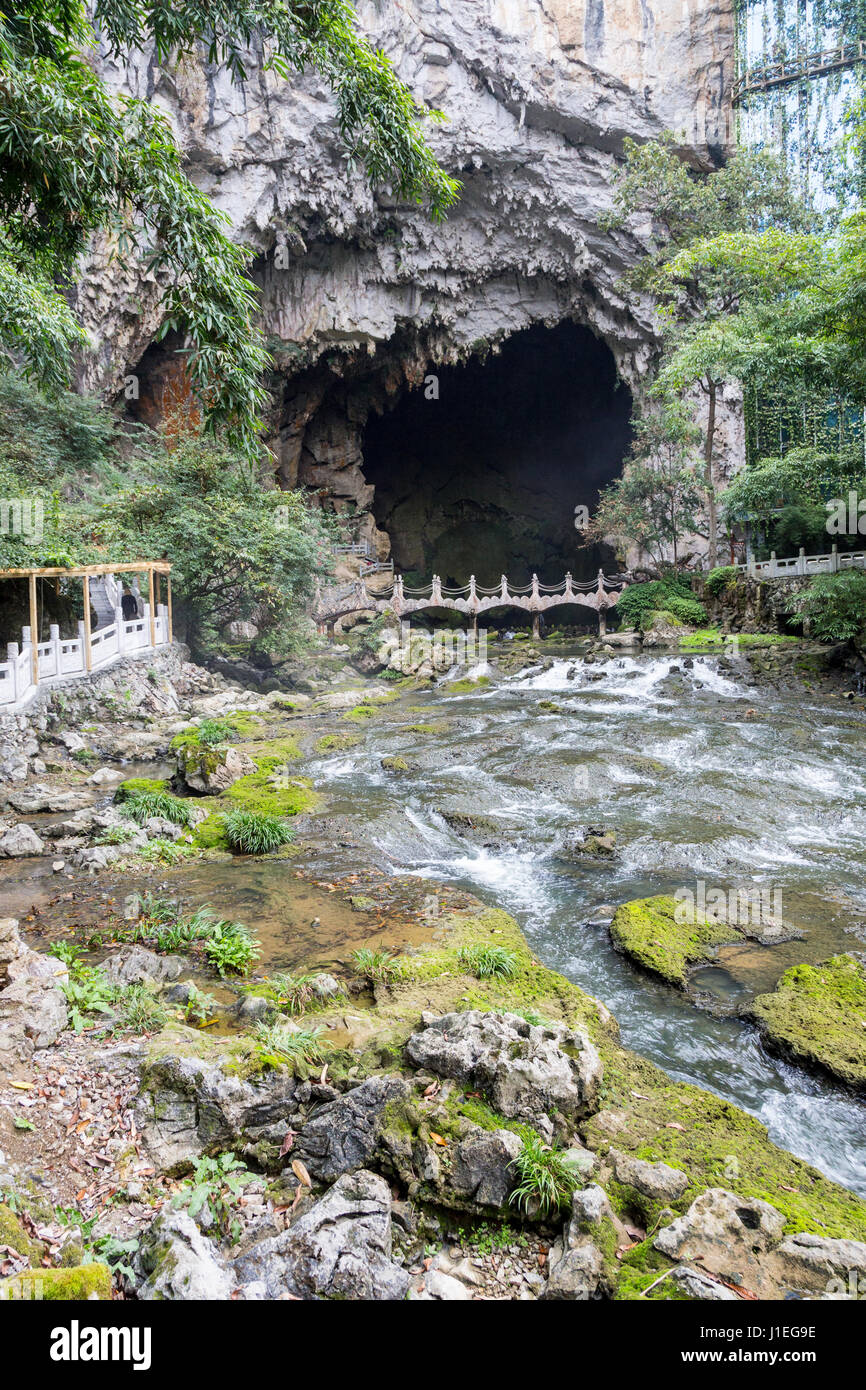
[0,1203,43,1264]
[745,954,866,1090]
[610,895,734,988]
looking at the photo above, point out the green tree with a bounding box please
[94,427,333,660]
[606,138,814,565]
[589,398,703,568]
[0,0,459,455]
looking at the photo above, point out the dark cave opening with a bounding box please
[362,320,633,588]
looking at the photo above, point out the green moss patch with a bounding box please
[226,768,316,818]
[746,954,866,1090]
[0,1263,112,1301]
[314,732,363,753]
[0,1203,43,1264]
[445,676,491,694]
[610,895,734,988]
[115,777,170,800]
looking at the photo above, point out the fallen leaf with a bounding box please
[291,1159,312,1188]
[429,1132,448,1147]
[665,1122,685,1131]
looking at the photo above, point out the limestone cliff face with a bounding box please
[77,0,738,559]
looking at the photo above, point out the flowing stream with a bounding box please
[301,652,866,1195]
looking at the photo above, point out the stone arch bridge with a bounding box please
[314,571,629,638]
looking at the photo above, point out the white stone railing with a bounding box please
[0,604,170,709]
[733,546,866,580]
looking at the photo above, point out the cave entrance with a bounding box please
[361,320,632,589]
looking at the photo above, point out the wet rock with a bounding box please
[744,954,866,1091]
[231,1169,409,1301]
[102,945,186,988]
[0,823,44,857]
[310,972,344,1001]
[135,1211,234,1300]
[406,1010,602,1128]
[87,767,125,786]
[5,786,93,814]
[558,826,617,860]
[449,1128,522,1208]
[142,815,185,841]
[610,1149,690,1202]
[293,1075,410,1182]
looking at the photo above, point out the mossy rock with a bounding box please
[314,732,363,753]
[225,766,316,818]
[745,954,866,1090]
[0,1203,43,1264]
[190,813,230,851]
[0,1263,112,1301]
[445,676,491,694]
[609,895,734,988]
[381,756,412,773]
[343,703,382,723]
[115,777,170,801]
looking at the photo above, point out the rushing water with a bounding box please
[305,652,866,1194]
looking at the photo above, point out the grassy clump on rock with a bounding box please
[610,895,734,988]
[745,954,866,1090]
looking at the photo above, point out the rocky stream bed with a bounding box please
[1,630,866,1302]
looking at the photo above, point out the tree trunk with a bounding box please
[704,378,718,568]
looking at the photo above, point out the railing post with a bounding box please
[768,551,776,578]
[77,620,86,672]
[798,547,806,576]
[598,606,607,638]
[500,574,508,601]
[49,624,59,678]
[7,642,18,701]
[565,572,574,598]
[82,573,93,671]
[148,566,156,648]
[831,543,839,573]
[115,606,125,652]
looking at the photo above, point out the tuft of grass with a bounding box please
[119,789,193,827]
[458,944,518,979]
[509,1132,581,1217]
[253,1021,328,1072]
[138,838,195,865]
[267,972,318,1015]
[116,984,168,1034]
[222,808,294,855]
[349,947,395,982]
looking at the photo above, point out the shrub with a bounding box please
[704,564,739,597]
[204,920,260,976]
[665,594,707,626]
[509,1132,581,1217]
[138,838,194,865]
[119,789,193,827]
[222,808,294,855]
[196,717,235,746]
[616,576,694,629]
[786,570,866,643]
[458,944,518,979]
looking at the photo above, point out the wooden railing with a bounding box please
[732,40,866,102]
